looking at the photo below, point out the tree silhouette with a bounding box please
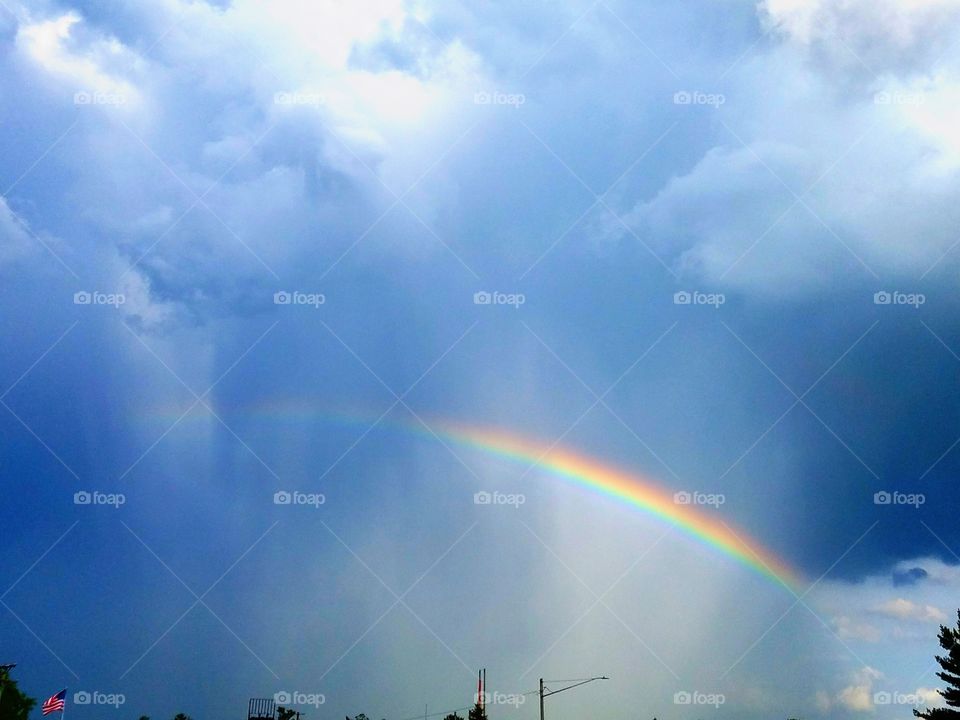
[173,713,193,720]
[442,713,463,720]
[468,699,487,720]
[916,609,960,719]
[0,666,36,720]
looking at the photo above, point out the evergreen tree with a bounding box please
[0,666,36,720]
[916,609,960,719]
[468,698,487,720]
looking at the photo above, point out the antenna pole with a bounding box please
[482,669,486,713]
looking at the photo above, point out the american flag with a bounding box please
[42,689,66,715]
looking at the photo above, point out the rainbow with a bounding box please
[439,421,801,592]
[141,399,803,592]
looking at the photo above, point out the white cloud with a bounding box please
[872,598,947,623]
[916,687,945,708]
[601,0,960,296]
[808,560,960,720]
[834,615,882,642]
[0,198,34,264]
[1,0,491,320]
[815,689,832,712]
[815,560,957,638]
[17,11,139,103]
[760,0,960,77]
[837,666,883,712]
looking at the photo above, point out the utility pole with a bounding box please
[539,680,545,720]
[538,676,608,720]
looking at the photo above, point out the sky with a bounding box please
[3,1,960,719]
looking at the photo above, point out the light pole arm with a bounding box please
[539,674,608,720]
[542,677,608,699]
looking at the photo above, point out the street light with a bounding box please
[538,676,609,720]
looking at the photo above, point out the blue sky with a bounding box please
[3,1,960,719]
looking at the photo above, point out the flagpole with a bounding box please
[61,689,66,720]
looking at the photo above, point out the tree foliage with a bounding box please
[468,699,487,720]
[916,609,960,719]
[0,668,36,720]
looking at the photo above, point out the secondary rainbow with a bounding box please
[141,400,803,592]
